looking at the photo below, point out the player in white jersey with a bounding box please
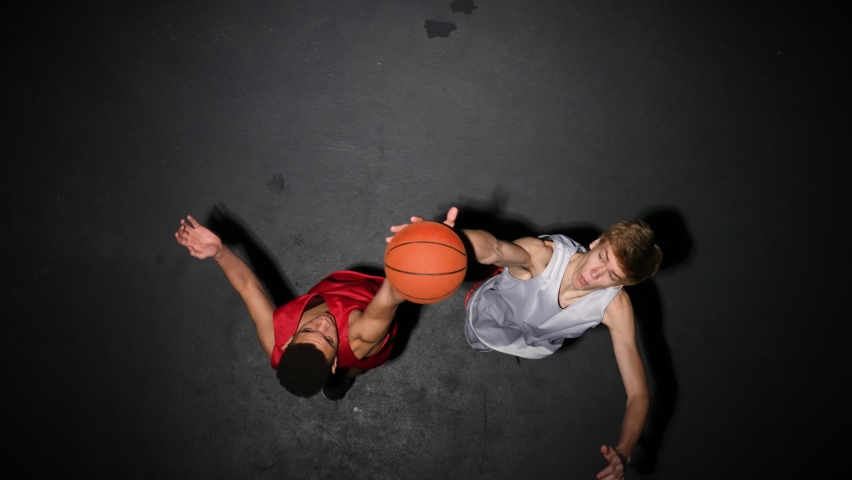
[389,207,662,480]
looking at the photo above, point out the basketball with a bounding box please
[384,221,467,304]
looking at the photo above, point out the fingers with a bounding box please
[596,463,615,479]
[187,215,201,228]
[175,220,207,259]
[175,231,189,246]
[596,446,611,479]
[177,235,197,256]
[601,445,623,463]
[596,446,625,480]
[176,219,190,239]
[385,225,408,243]
[596,462,622,480]
[175,221,201,249]
[445,206,458,226]
[385,214,437,243]
[175,225,192,241]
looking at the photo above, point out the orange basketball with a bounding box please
[384,221,467,304]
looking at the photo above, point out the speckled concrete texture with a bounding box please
[6,1,846,478]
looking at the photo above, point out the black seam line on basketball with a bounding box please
[387,241,467,256]
[384,264,466,276]
[393,287,453,301]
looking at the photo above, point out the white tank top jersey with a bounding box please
[464,234,622,359]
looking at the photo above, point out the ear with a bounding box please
[331,356,338,374]
[589,238,601,249]
[281,336,294,351]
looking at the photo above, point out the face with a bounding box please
[571,239,628,290]
[284,312,340,372]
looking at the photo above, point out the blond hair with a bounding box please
[599,220,662,284]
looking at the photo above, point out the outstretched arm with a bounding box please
[350,280,407,347]
[459,229,538,269]
[597,293,650,480]
[175,216,276,357]
[386,207,539,270]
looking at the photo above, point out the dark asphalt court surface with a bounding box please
[6,1,846,478]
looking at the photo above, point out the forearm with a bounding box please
[213,246,263,297]
[462,230,529,267]
[460,229,502,264]
[614,393,650,462]
[213,245,275,355]
[354,280,406,345]
[367,279,405,319]
[177,218,274,355]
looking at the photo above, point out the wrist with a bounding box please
[384,281,405,304]
[614,446,630,465]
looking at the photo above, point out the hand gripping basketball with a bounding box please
[384,220,467,304]
[386,207,458,242]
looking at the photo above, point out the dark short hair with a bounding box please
[276,343,332,397]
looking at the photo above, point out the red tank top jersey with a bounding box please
[270,271,397,371]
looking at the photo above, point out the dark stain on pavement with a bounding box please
[424,20,456,38]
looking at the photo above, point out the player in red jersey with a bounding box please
[175,214,418,400]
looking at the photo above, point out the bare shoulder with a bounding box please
[601,289,635,331]
[512,237,553,264]
[513,236,549,251]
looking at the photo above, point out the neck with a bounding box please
[298,301,330,328]
[558,252,590,302]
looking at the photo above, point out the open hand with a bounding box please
[596,445,627,480]
[386,206,458,243]
[174,215,223,259]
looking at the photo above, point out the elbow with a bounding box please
[480,244,503,265]
[467,230,501,264]
[238,278,265,297]
[626,390,650,409]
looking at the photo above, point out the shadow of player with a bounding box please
[430,196,692,475]
[206,205,297,307]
